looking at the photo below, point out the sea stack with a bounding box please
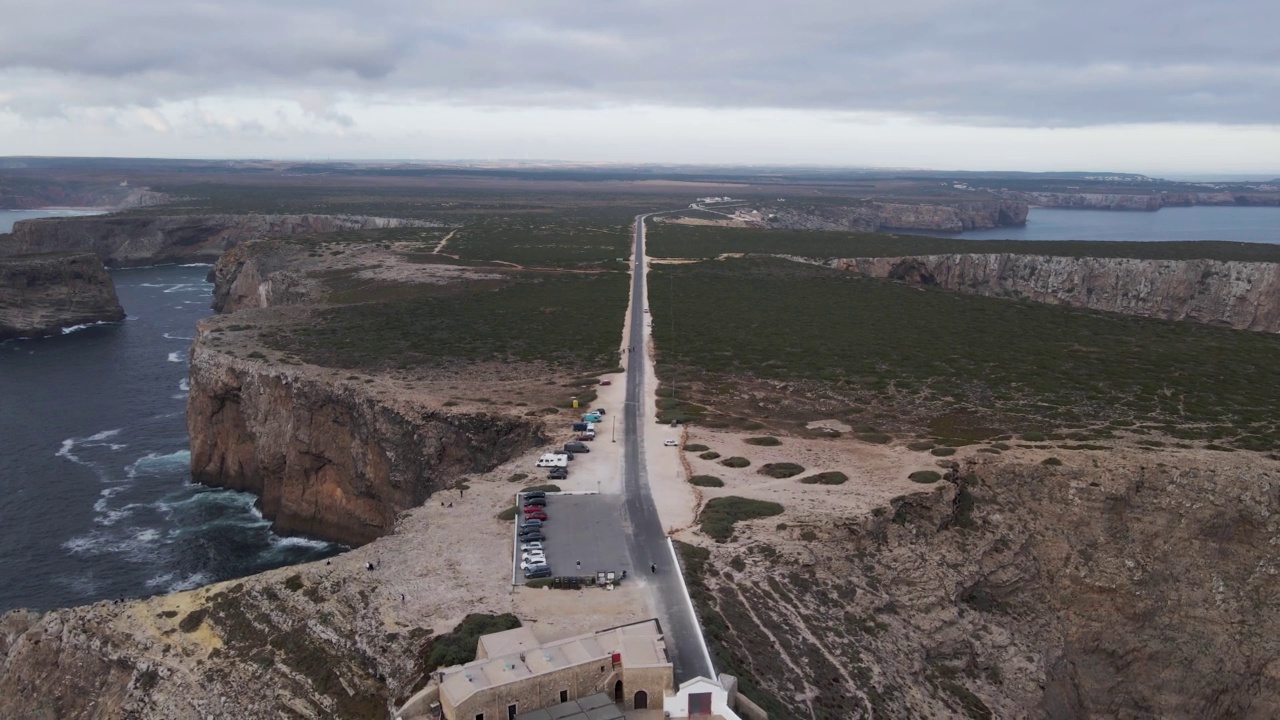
[0,252,126,340]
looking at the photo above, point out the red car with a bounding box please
[600,380,612,386]
[524,510,548,521]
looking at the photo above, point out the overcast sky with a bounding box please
[1,0,1277,175]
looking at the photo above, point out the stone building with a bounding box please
[434,619,673,720]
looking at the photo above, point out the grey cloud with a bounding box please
[0,0,1276,125]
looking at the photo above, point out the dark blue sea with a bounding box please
[918,206,1280,243]
[1,212,340,613]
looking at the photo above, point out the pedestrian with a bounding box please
[400,593,405,604]
[460,487,465,498]
[448,502,453,508]
[366,561,374,571]
[650,563,656,574]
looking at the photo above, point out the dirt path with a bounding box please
[431,229,457,254]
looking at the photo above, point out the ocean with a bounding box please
[918,206,1280,243]
[1,214,340,613]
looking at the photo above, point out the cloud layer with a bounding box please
[2,0,1276,126]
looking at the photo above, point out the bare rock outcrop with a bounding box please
[0,213,442,267]
[834,253,1280,332]
[187,327,545,546]
[691,456,1280,718]
[762,199,1028,233]
[209,242,317,313]
[0,252,125,340]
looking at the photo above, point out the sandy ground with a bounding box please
[640,252,698,534]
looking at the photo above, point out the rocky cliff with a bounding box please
[208,242,317,313]
[0,213,442,267]
[690,454,1280,718]
[187,325,545,546]
[831,253,1280,332]
[0,252,125,340]
[1020,191,1280,211]
[762,199,1028,233]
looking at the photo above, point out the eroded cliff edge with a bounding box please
[0,213,442,267]
[188,321,545,546]
[0,252,125,340]
[831,253,1280,332]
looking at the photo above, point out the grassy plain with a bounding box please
[647,222,1280,263]
[649,257,1280,450]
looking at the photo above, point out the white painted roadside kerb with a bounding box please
[667,536,716,677]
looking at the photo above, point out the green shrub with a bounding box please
[684,444,710,452]
[799,471,848,485]
[1041,457,1063,466]
[930,447,957,457]
[720,456,751,468]
[507,473,528,483]
[699,451,721,460]
[1022,432,1047,442]
[523,484,561,493]
[907,441,936,451]
[744,436,782,447]
[699,496,785,542]
[426,614,522,671]
[909,471,942,484]
[759,462,805,478]
[857,432,892,444]
[799,529,818,542]
[991,442,1011,451]
[689,475,725,487]
[497,506,518,521]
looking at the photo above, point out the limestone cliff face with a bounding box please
[762,199,1029,233]
[0,213,441,267]
[209,242,316,313]
[187,332,545,546]
[833,253,1280,332]
[0,252,125,340]
[696,457,1280,719]
[1021,191,1280,210]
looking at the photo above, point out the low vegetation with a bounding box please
[689,475,725,487]
[720,456,751,468]
[744,436,782,446]
[759,462,806,478]
[268,271,628,371]
[699,451,721,460]
[909,471,943,484]
[699,496,785,542]
[798,471,848,485]
[648,257,1280,450]
[683,444,710,452]
[426,614,521,672]
[647,222,1280,264]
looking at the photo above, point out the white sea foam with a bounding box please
[167,351,184,363]
[179,263,214,267]
[179,378,190,391]
[163,332,194,341]
[126,450,191,479]
[61,320,113,335]
[56,429,122,462]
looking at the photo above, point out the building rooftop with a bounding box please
[515,692,623,720]
[440,619,668,708]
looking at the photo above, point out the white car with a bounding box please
[522,553,546,565]
[663,439,678,447]
[521,541,543,552]
[520,559,548,571]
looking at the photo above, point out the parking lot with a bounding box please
[512,492,632,585]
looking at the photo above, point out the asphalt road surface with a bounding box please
[620,213,715,683]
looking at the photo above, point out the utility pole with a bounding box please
[671,271,676,401]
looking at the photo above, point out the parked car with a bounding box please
[525,566,553,579]
[550,449,574,461]
[600,380,611,386]
[548,467,568,478]
[564,442,589,453]
[578,431,595,441]
[572,422,589,432]
[594,408,606,416]
[518,531,545,542]
[522,552,546,563]
[524,511,548,521]
[523,490,547,499]
[520,559,548,571]
[524,496,547,506]
[663,439,678,446]
[520,518,543,528]
[643,308,649,313]
[521,541,543,551]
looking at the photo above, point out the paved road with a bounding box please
[620,213,714,683]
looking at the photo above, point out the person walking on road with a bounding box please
[650,563,656,574]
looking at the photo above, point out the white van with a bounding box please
[535,453,568,468]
